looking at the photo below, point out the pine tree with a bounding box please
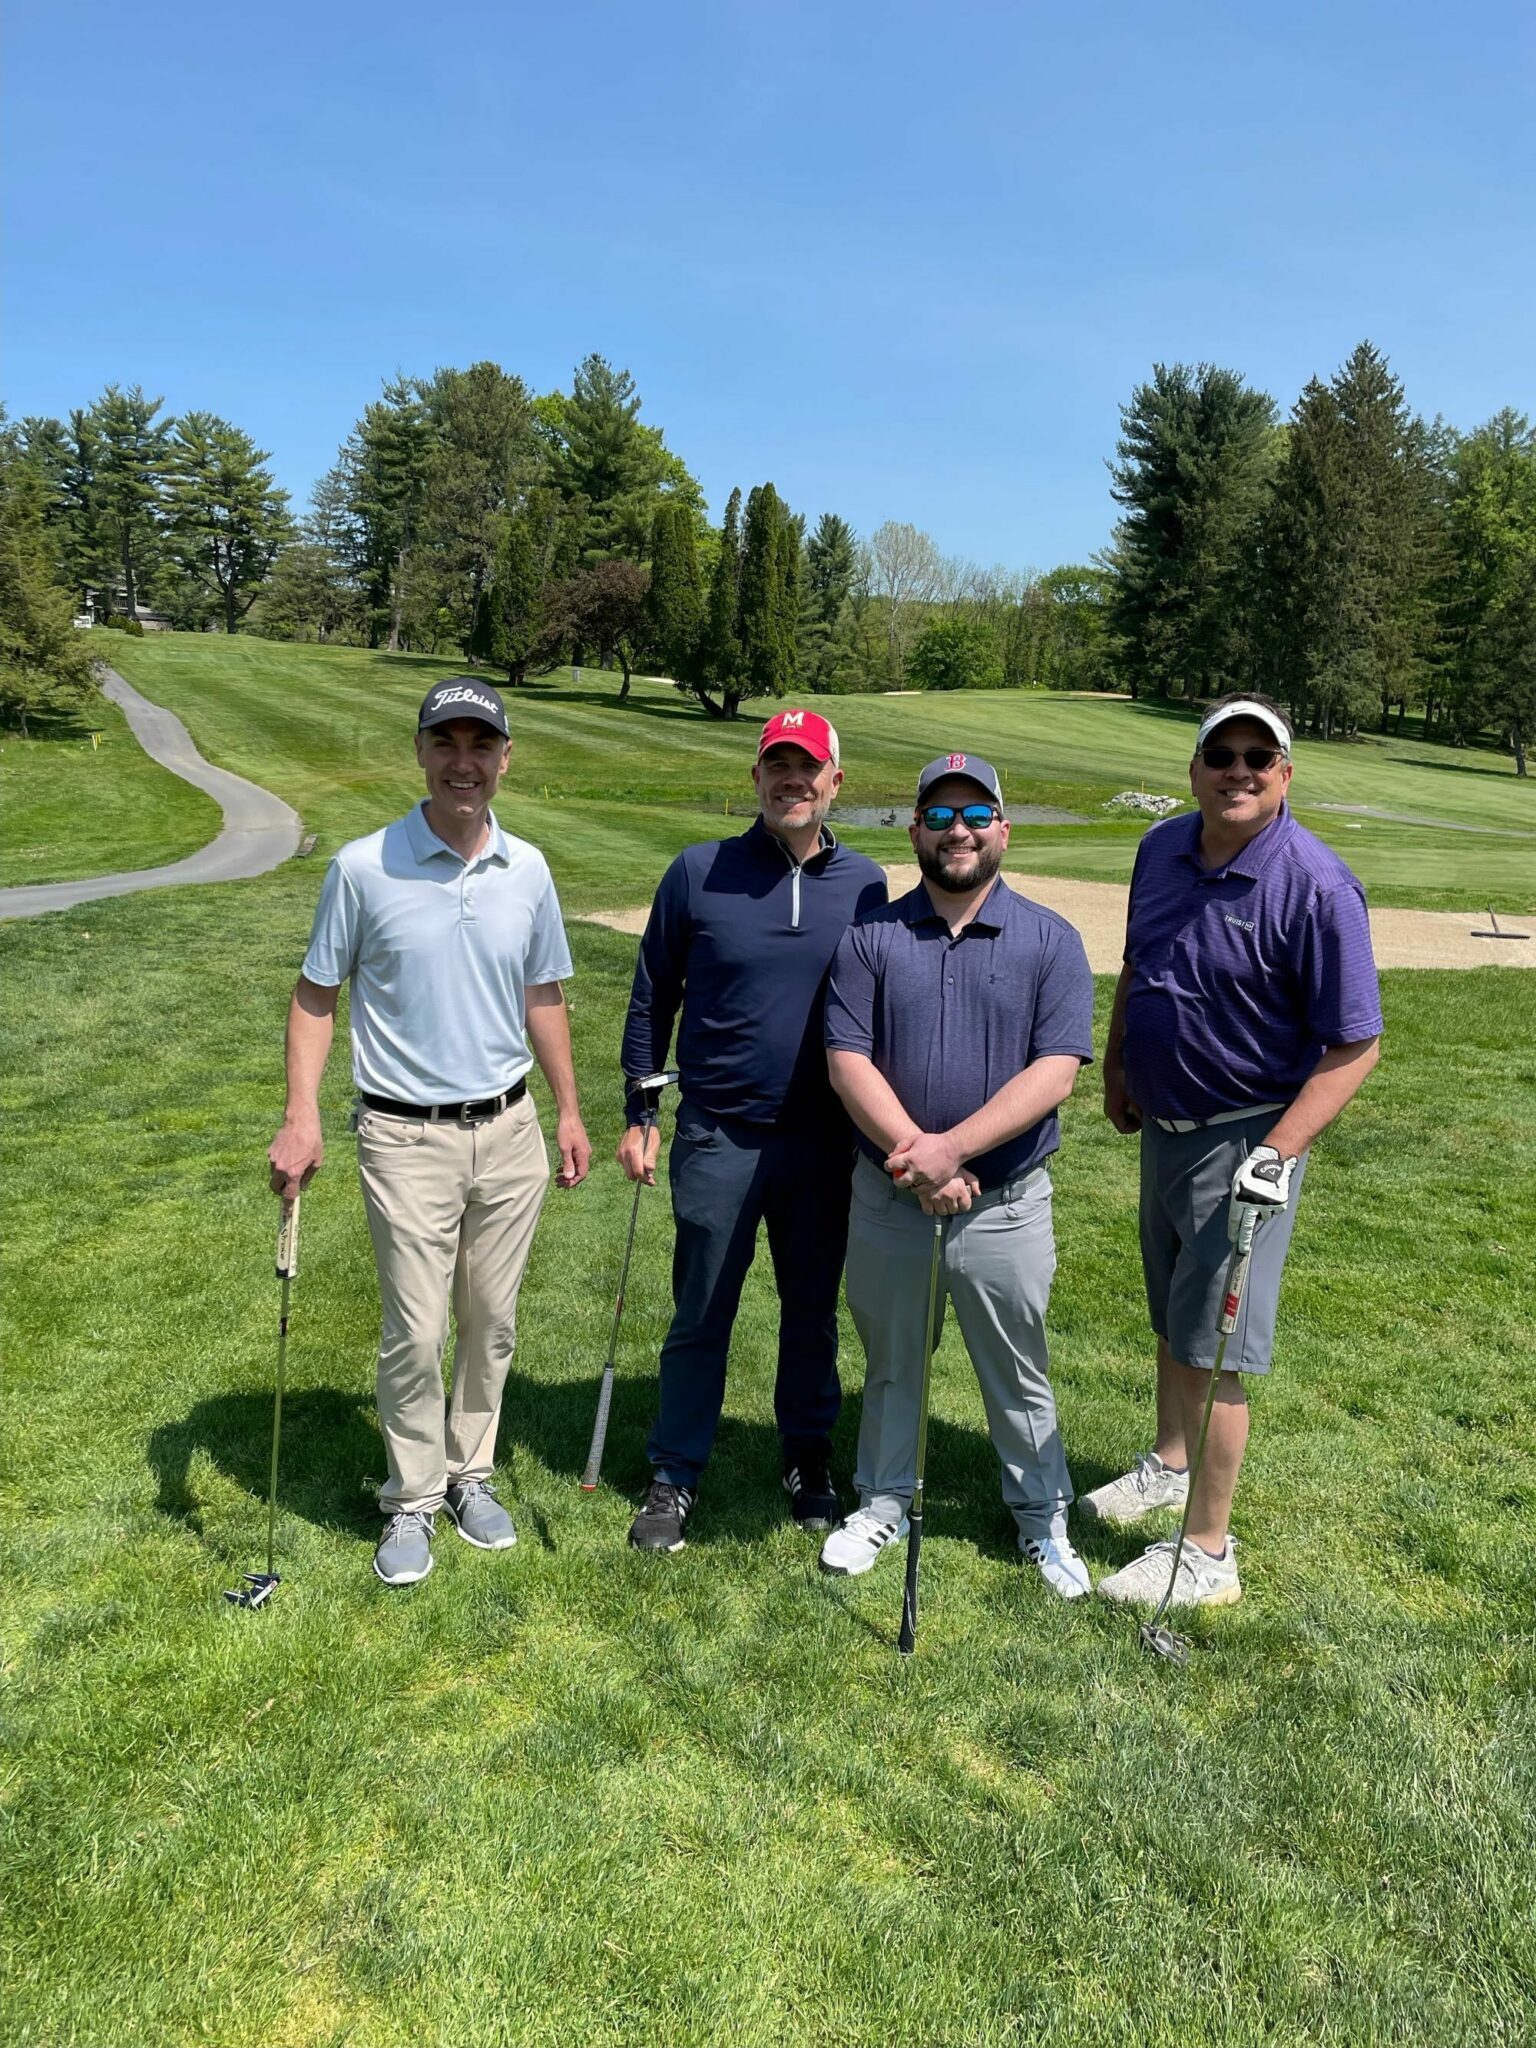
[0,413,99,734]
[86,385,171,619]
[695,487,746,717]
[646,501,704,684]
[1261,344,1442,737]
[1107,362,1277,701]
[739,483,797,702]
[346,377,431,648]
[164,414,293,633]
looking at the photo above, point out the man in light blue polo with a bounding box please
[820,752,1096,1598]
[268,679,591,1588]
[1091,692,1382,1612]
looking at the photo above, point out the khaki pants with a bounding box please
[355,1096,551,1515]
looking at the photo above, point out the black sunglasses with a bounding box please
[1199,745,1286,772]
[918,803,1002,831]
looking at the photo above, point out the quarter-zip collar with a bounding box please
[751,815,838,929]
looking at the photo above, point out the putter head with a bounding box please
[1138,1619,1191,1667]
[224,1571,280,1610]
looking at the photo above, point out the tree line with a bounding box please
[2,340,1532,768]
[1107,342,1536,772]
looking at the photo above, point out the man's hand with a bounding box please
[1103,1062,1142,1135]
[886,1131,963,1193]
[617,1123,662,1186]
[269,1116,323,1199]
[555,1112,592,1189]
[1228,1143,1297,1239]
[918,1170,980,1217]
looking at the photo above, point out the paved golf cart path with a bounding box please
[582,867,1534,969]
[0,668,303,921]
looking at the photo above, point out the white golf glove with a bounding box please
[1228,1144,1298,1240]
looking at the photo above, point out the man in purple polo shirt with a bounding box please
[820,752,1096,1597]
[1090,692,1383,1613]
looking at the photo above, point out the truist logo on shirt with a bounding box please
[1225,914,1257,932]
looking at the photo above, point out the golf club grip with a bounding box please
[898,1513,922,1654]
[276,1195,301,1280]
[1220,1209,1261,1332]
[581,1365,615,1489]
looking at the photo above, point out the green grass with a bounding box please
[0,686,221,887]
[3,812,1534,2042]
[89,633,1535,912]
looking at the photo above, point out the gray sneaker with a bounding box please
[1077,1452,1189,1526]
[445,1479,517,1550]
[374,1509,435,1586]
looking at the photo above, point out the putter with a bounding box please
[897,1214,947,1656]
[225,1194,301,1611]
[580,1070,679,1490]
[1139,1204,1261,1666]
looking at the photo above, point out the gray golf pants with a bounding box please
[845,1155,1073,1544]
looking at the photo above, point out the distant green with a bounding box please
[7,633,1533,910]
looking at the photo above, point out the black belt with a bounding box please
[360,1078,526,1124]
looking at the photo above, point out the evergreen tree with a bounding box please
[1107,362,1278,701]
[164,413,293,633]
[646,500,705,683]
[1440,410,1536,746]
[345,377,432,647]
[0,413,99,734]
[470,494,570,685]
[694,486,747,718]
[551,355,648,561]
[738,483,797,702]
[85,384,172,619]
[1261,344,1442,736]
[418,361,540,651]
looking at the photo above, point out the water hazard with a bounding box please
[833,803,1090,828]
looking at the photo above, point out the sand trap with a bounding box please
[580,866,1534,971]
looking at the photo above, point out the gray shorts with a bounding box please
[1138,1112,1307,1374]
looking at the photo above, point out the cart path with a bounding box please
[581,866,1534,970]
[0,668,303,921]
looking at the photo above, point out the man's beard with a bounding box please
[917,838,1004,895]
[763,792,831,838]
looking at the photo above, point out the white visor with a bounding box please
[1195,700,1291,753]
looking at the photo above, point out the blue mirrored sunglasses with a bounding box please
[919,803,1001,831]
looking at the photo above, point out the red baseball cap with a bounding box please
[757,708,840,766]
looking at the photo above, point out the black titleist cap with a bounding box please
[417,678,509,738]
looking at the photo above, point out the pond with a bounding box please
[833,803,1091,828]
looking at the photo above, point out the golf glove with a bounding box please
[1229,1144,1297,1239]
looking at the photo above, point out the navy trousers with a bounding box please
[647,1102,853,1486]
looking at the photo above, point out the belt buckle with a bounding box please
[457,1099,481,1125]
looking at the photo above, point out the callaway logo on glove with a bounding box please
[1228,1143,1299,1240]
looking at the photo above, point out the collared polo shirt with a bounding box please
[1122,802,1383,1123]
[824,877,1094,1189]
[302,801,574,1102]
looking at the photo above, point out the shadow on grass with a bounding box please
[148,1361,1077,1562]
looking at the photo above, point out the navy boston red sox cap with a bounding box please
[417,677,510,738]
[915,751,1004,807]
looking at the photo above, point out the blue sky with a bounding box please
[5,1,1533,568]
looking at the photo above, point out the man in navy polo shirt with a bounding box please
[269,679,591,1588]
[617,709,887,1553]
[819,753,1096,1597]
[1091,692,1382,1613]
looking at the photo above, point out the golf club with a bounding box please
[1138,1203,1261,1666]
[580,1069,679,1490]
[897,1213,947,1656]
[225,1194,301,1611]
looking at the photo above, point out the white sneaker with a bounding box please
[1096,1536,1241,1610]
[1077,1452,1189,1526]
[819,1506,909,1577]
[1020,1533,1092,1599]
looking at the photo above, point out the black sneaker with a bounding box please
[628,1479,695,1552]
[783,1455,841,1532]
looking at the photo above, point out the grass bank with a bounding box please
[90,635,1534,913]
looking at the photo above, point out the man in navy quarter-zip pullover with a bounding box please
[618,709,888,1553]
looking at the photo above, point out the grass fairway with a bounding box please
[83,633,1536,913]
[0,686,220,887]
[3,790,1534,2044]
